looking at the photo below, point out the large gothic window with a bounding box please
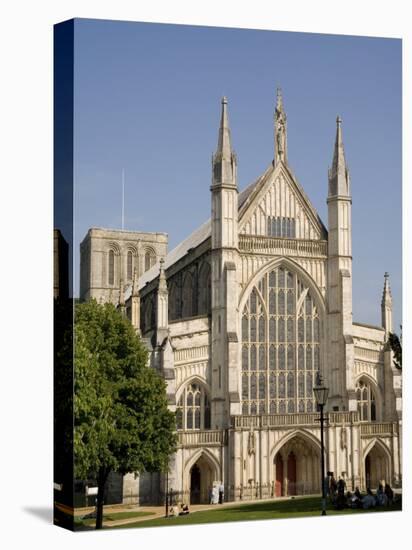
[241,266,321,415]
[356,379,377,421]
[176,382,211,430]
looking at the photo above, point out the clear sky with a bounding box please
[73,18,402,330]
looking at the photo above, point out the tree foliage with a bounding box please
[388,330,402,370]
[74,300,176,527]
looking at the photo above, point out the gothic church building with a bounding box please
[80,91,402,505]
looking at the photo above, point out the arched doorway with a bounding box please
[190,464,201,504]
[274,434,321,496]
[188,454,218,504]
[275,454,283,496]
[287,452,297,495]
[364,442,391,490]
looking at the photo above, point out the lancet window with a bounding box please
[356,379,377,421]
[108,249,115,285]
[126,250,133,281]
[241,266,321,415]
[176,382,211,430]
[144,249,156,272]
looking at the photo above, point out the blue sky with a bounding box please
[73,19,402,330]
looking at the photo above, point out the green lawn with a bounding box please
[75,510,154,528]
[114,496,402,530]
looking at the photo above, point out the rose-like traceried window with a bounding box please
[241,266,321,415]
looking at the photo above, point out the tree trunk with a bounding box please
[95,468,109,530]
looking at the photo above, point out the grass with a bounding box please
[113,496,402,530]
[80,510,154,527]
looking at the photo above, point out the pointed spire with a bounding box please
[329,116,350,196]
[132,267,139,297]
[212,97,237,187]
[274,87,287,165]
[217,96,232,160]
[276,87,283,112]
[382,272,393,307]
[381,272,393,333]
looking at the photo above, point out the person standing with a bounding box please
[219,483,224,504]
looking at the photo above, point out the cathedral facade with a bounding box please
[80,92,402,505]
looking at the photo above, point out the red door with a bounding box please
[275,454,283,497]
[287,452,297,496]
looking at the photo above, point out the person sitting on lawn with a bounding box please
[362,488,376,509]
[376,483,388,506]
[169,505,179,517]
[354,487,363,508]
[179,503,190,515]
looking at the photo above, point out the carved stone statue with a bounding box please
[340,426,347,450]
[248,429,256,455]
[276,113,285,156]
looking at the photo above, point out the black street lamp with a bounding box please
[313,372,329,516]
[165,467,169,518]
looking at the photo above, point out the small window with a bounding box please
[108,250,115,285]
[127,251,133,281]
[144,250,155,272]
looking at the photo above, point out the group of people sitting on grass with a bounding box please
[327,473,395,510]
[168,503,190,517]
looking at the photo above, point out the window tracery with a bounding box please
[356,379,377,421]
[241,266,321,414]
[176,382,211,430]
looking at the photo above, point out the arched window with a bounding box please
[108,249,115,285]
[241,266,321,415]
[126,250,133,281]
[168,281,181,321]
[182,272,193,318]
[144,249,156,272]
[356,379,377,421]
[198,262,211,315]
[175,382,211,430]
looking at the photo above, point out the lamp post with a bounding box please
[313,372,329,516]
[165,466,169,518]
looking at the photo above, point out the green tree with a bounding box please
[74,300,176,529]
[388,329,402,370]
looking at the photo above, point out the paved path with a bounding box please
[78,495,304,528]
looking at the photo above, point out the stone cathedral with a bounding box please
[80,91,402,505]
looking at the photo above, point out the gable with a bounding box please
[239,162,327,240]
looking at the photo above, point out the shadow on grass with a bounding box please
[114,496,402,530]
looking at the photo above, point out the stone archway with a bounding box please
[186,452,219,504]
[273,434,321,496]
[364,441,391,490]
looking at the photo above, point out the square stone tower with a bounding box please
[80,227,168,303]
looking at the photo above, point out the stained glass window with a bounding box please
[356,379,377,421]
[176,383,211,430]
[240,267,321,414]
